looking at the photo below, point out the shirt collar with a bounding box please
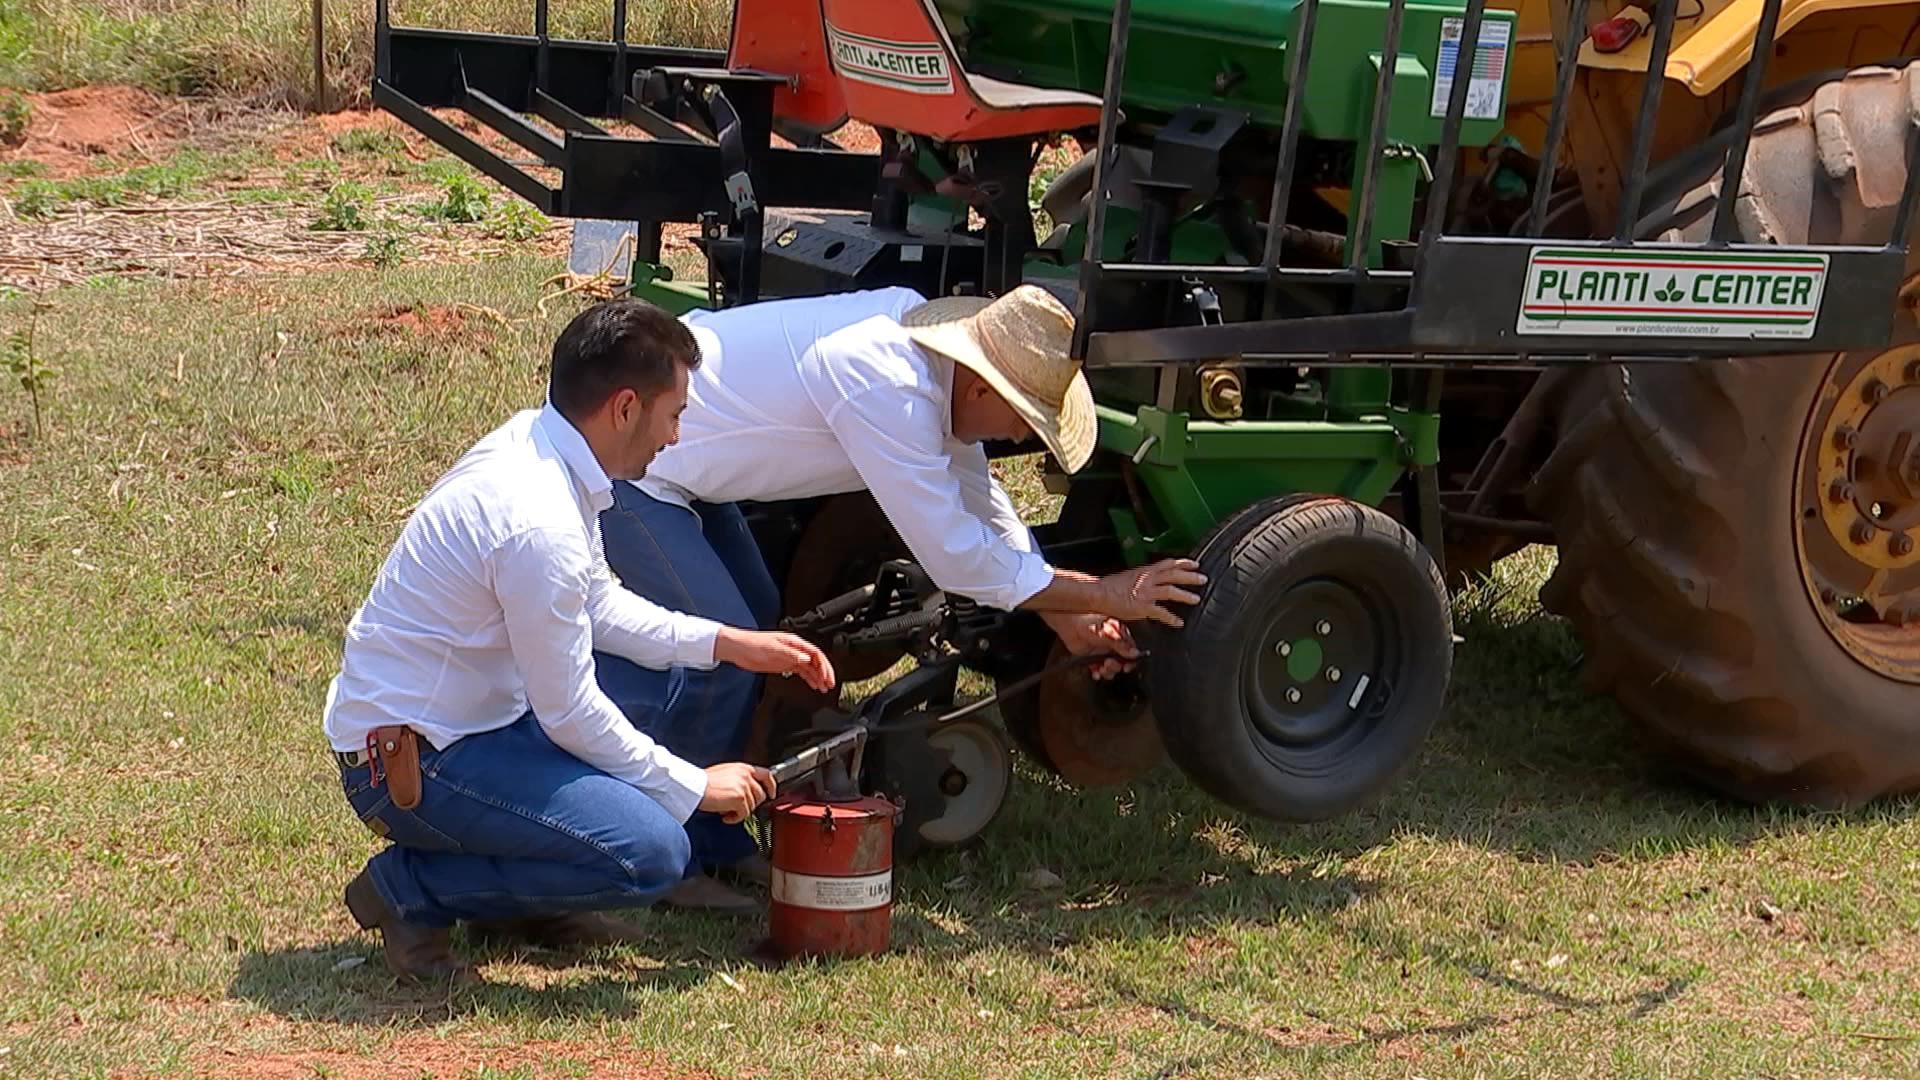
[534,399,614,513]
[925,346,958,443]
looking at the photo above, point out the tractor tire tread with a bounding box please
[1528,60,1920,806]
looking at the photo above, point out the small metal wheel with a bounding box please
[916,718,1013,848]
[862,714,1013,858]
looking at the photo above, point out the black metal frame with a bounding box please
[372,0,882,301]
[1071,0,1920,369]
[373,0,1919,366]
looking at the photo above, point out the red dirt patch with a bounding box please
[270,106,435,166]
[359,302,474,340]
[181,1036,719,1080]
[1,86,190,179]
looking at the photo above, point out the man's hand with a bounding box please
[1039,612,1140,680]
[714,628,837,692]
[699,762,776,823]
[1096,558,1208,627]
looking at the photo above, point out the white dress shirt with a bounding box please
[636,287,1056,612]
[323,402,719,822]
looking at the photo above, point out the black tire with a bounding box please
[1529,62,1920,806]
[1145,494,1454,822]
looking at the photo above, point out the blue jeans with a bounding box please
[340,712,692,928]
[593,482,780,875]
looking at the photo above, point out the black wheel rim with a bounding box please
[1239,574,1403,773]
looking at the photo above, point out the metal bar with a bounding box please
[621,98,704,142]
[1089,310,1418,365]
[1441,510,1556,543]
[560,138,878,218]
[312,0,327,112]
[374,81,557,212]
[1073,0,1135,360]
[1613,0,1680,240]
[374,0,390,83]
[462,85,566,165]
[1350,0,1408,272]
[1415,0,1488,258]
[1261,0,1319,296]
[1407,369,1447,574]
[1095,262,1403,285]
[1708,0,1785,243]
[1524,0,1590,236]
[534,0,550,92]
[612,0,629,107]
[533,89,607,136]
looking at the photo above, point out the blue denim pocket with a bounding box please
[342,757,465,854]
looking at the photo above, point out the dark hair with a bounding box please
[548,298,701,420]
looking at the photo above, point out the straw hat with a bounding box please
[900,285,1096,473]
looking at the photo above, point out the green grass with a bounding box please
[5,261,1920,1079]
[5,146,274,218]
[0,0,732,108]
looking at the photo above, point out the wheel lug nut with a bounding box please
[1326,666,1342,682]
[1829,479,1855,503]
[1276,642,1292,657]
[1834,425,1860,450]
[1286,688,1303,704]
[1864,378,1892,404]
[1894,533,1916,557]
[1316,620,1332,635]
[1852,519,1877,544]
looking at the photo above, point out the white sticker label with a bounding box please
[1431,16,1512,121]
[825,24,954,96]
[771,867,893,911]
[1517,247,1830,340]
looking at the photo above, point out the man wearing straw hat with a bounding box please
[589,283,1207,914]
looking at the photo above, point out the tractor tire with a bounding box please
[1145,494,1453,822]
[1528,62,1920,807]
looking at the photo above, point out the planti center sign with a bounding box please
[1517,247,1828,340]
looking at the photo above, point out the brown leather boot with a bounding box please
[466,911,652,949]
[344,867,477,985]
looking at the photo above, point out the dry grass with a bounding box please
[4,256,1920,1078]
[0,0,733,109]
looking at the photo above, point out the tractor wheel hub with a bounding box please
[1798,346,1920,680]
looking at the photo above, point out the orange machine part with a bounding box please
[816,0,1102,142]
[726,0,848,135]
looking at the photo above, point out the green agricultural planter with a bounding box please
[371,0,1920,840]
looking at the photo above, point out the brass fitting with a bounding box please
[1199,365,1245,420]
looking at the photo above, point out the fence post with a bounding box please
[311,0,328,112]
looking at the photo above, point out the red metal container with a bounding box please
[766,792,896,959]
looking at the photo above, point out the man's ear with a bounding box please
[608,387,641,429]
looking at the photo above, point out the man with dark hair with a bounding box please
[322,297,835,984]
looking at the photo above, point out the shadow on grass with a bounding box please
[227,553,1907,1033]
[227,942,716,1024]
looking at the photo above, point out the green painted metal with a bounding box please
[627,263,709,314]
[1090,403,1433,558]
[931,0,1514,143]
[1284,637,1324,683]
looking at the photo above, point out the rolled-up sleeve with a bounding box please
[824,384,1054,610]
[488,526,709,821]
